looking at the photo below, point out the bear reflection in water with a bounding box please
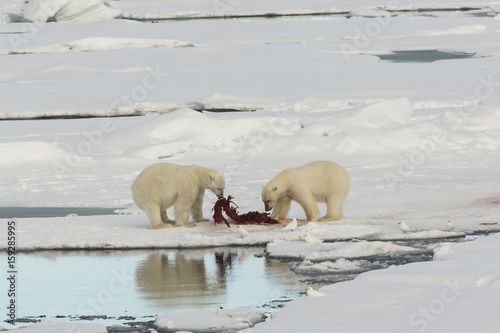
[135,249,242,309]
[134,248,299,311]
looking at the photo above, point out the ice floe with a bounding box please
[155,307,266,333]
[21,0,121,23]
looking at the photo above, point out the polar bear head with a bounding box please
[261,183,281,211]
[207,171,225,198]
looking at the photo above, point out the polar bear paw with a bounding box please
[152,223,174,230]
[175,222,197,228]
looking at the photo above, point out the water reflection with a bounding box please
[5,248,306,319]
[136,250,227,309]
[134,248,304,312]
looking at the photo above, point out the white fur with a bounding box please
[131,163,225,229]
[261,161,350,222]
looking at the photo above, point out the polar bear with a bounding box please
[131,163,225,229]
[261,161,350,222]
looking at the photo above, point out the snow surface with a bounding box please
[1,0,500,332]
[266,240,426,262]
[243,234,500,333]
[21,0,121,23]
[0,37,193,55]
[155,307,266,333]
[0,214,472,251]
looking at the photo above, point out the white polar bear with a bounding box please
[261,161,350,222]
[131,163,225,229]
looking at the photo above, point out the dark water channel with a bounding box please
[0,207,121,218]
[124,7,487,23]
[376,50,476,63]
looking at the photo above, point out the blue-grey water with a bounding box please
[1,248,308,321]
[0,207,120,218]
[377,50,476,63]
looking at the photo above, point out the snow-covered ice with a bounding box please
[0,215,472,251]
[1,0,500,332]
[155,307,266,333]
[266,240,426,262]
[20,0,121,23]
[244,233,500,333]
[292,258,373,276]
[0,37,192,55]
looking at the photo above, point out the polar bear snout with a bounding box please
[215,189,224,198]
[264,200,274,211]
[262,185,277,211]
[208,171,225,199]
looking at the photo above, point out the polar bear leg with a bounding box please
[160,210,175,224]
[174,199,196,228]
[160,203,175,224]
[296,195,319,222]
[143,205,172,229]
[271,196,292,220]
[320,194,343,221]
[191,190,209,222]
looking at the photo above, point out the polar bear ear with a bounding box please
[209,173,215,180]
[273,186,278,191]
